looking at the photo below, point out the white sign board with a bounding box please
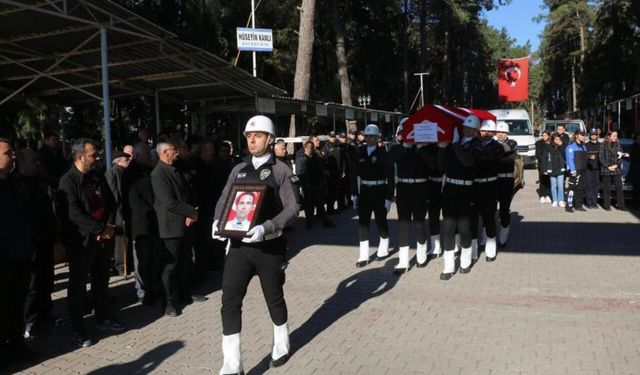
[413,121,440,143]
[237,28,273,52]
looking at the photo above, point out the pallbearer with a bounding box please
[388,119,429,274]
[424,143,444,261]
[470,119,503,264]
[495,121,518,248]
[351,124,394,267]
[438,115,483,280]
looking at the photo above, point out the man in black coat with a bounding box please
[105,151,131,276]
[297,141,334,229]
[126,142,160,305]
[38,131,67,196]
[17,149,56,339]
[56,139,124,348]
[151,142,203,317]
[584,129,601,208]
[322,131,346,213]
[0,139,34,369]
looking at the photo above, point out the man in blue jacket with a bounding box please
[565,131,588,212]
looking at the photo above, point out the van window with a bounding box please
[505,120,532,136]
[544,122,583,134]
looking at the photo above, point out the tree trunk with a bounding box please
[330,0,352,132]
[289,0,317,142]
[571,58,578,112]
[402,0,409,112]
[419,0,427,73]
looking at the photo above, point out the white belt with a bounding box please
[497,173,514,178]
[428,176,444,182]
[361,180,386,186]
[445,177,473,186]
[474,176,498,183]
[264,230,283,241]
[397,178,427,184]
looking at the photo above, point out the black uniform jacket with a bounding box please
[351,144,394,200]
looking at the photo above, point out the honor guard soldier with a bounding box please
[495,121,518,247]
[438,115,483,280]
[212,115,299,375]
[471,119,503,263]
[423,143,444,260]
[389,119,429,274]
[351,124,394,267]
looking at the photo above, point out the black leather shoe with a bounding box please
[191,294,208,303]
[603,206,611,211]
[393,267,407,275]
[440,272,454,281]
[269,353,290,368]
[565,207,574,212]
[74,332,93,348]
[459,266,470,274]
[164,306,179,317]
[575,207,587,211]
[426,253,440,261]
[615,206,626,211]
[486,256,496,262]
[376,254,389,261]
[355,260,368,268]
[416,260,428,268]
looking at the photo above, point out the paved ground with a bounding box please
[12,169,640,375]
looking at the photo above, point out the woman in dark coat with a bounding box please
[535,130,552,203]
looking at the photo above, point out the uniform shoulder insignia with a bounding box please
[289,175,299,184]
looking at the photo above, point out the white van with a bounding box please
[489,109,537,167]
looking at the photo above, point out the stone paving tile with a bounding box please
[11,170,640,374]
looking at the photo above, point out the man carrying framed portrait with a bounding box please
[212,115,299,374]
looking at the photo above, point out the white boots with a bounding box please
[485,237,497,261]
[471,239,479,260]
[416,242,428,266]
[271,322,290,366]
[356,240,369,267]
[376,237,390,259]
[459,246,472,273]
[220,323,291,375]
[220,334,243,375]
[440,249,456,280]
[394,246,410,274]
[428,234,441,257]
[498,225,509,246]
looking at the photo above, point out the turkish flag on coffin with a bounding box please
[498,57,529,102]
[401,104,496,144]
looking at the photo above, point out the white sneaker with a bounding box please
[539,197,546,203]
[559,201,566,208]
[545,196,552,203]
[552,201,558,207]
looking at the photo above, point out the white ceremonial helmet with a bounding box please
[496,121,510,133]
[396,117,408,135]
[462,115,480,130]
[363,124,381,136]
[480,119,497,132]
[244,115,275,136]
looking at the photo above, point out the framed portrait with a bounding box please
[218,184,267,238]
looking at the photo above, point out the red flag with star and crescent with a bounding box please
[498,57,529,102]
[400,104,496,143]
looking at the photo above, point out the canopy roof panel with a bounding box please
[0,0,286,105]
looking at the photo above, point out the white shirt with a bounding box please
[252,153,271,169]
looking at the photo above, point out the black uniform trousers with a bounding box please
[601,174,624,209]
[132,236,162,300]
[303,184,327,223]
[585,169,600,206]
[567,172,586,208]
[471,181,498,238]
[326,173,339,212]
[67,240,113,334]
[496,177,515,227]
[427,180,442,236]
[338,174,350,208]
[396,183,427,247]
[221,237,288,335]
[0,259,30,346]
[24,240,54,325]
[160,237,191,308]
[357,185,389,241]
[440,183,474,251]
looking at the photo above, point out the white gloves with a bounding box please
[211,220,227,241]
[351,195,358,209]
[242,225,265,243]
[384,199,392,212]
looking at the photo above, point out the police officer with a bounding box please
[495,121,518,247]
[471,119,503,263]
[565,131,588,212]
[351,124,394,267]
[389,119,429,274]
[212,115,298,374]
[422,143,443,260]
[438,116,483,280]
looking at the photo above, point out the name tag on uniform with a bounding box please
[236,172,247,179]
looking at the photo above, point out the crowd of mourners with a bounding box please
[534,124,640,211]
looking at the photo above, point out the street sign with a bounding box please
[236,28,273,52]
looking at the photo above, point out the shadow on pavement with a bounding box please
[85,340,185,375]
[247,258,399,375]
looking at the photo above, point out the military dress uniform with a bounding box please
[438,120,483,280]
[214,116,298,375]
[351,135,394,267]
[423,144,444,258]
[496,135,518,247]
[388,142,429,273]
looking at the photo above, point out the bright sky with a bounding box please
[484,0,546,53]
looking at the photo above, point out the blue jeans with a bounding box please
[550,174,564,203]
